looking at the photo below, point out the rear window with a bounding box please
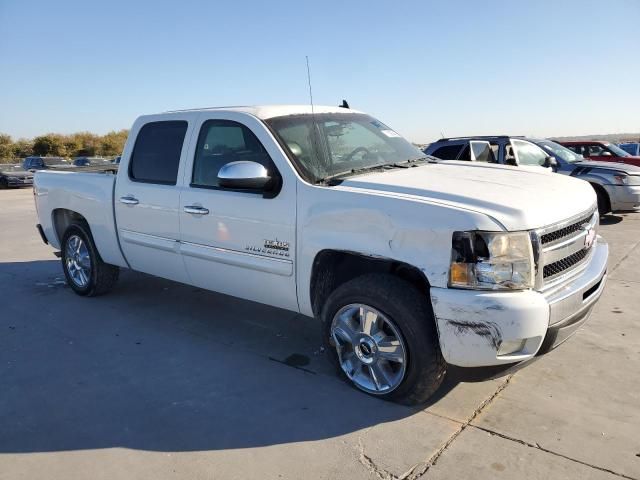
[430,144,462,160]
[129,121,188,184]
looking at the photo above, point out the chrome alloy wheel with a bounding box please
[65,235,91,288]
[330,304,407,394]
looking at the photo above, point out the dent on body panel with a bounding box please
[432,296,506,355]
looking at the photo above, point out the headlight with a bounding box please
[449,231,534,290]
[613,174,640,186]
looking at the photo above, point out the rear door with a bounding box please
[114,115,194,283]
[178,111,298,311]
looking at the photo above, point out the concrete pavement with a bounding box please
[1,188,638,479]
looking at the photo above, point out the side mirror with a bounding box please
[601,151,612,157]
[217,161,271,190]
[543,156,558,170]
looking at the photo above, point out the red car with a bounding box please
[556,140,640,167]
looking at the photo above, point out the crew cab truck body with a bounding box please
[424,136,640,214]
[34,106,608,404]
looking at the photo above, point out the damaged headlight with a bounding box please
[449,231,534,290]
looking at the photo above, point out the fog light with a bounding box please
[497,339,527,356]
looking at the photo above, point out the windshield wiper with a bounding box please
[401,155,439,164]
[318,163,407,185]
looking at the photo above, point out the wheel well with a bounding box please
[309,250,431,317]
[52,209,90,245]
[589,183,610,212]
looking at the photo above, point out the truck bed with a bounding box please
[33,170,128,268]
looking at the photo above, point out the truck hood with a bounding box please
[338,161,595,231]
[575,159,640,175]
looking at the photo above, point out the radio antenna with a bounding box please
[305,56,324,175]
[305,56,315,115]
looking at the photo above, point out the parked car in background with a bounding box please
[0,163,34,188]
[22,156,73,172]
[72,156,113,167]
[619,142,640,156]
[556,140,640,167]
[33,105,608,404]
[424,136,640,214]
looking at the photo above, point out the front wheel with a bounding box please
[321,274,446,405]
[61,224,119,296]
[593,185,611,215]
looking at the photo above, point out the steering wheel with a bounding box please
[344,146,371,162]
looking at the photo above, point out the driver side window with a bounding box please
[511,140,547,166]
[587,145,607,156]
[192,120,272,188]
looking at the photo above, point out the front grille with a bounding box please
[543,248,589,279]
[540,213,593,245]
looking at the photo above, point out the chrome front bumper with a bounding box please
[538,235,608,352]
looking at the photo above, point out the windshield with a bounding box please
[605,143,631,157]
[265,113,424,183]
[535,139,583,163]
[43,158,68,166]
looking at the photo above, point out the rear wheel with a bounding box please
[0,178,8,189]
[321,274,446,405]
[61,224,119,296]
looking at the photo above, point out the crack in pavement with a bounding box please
[470,425,639,480]
[355,375,514,480]
[357,436,399,480]
[610,239,640,274]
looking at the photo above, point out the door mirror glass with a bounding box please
[217,161,271,190]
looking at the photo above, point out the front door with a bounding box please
[178,112,298,311]
[114,117,193,283]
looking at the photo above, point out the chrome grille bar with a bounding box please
[534,206,598,291]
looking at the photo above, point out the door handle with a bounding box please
[184,205,209,215]
[119,196,139,205]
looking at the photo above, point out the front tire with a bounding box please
[61,223,119,296]
[593,185,611,215]
[321,274,446,405]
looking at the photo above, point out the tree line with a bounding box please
[0,130,129,162]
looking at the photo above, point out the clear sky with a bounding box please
[1,0,638,143]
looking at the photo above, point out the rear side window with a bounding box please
[470,141,496,162]
[430,144,463,160]
[129,121,188,184]
[192,120,272,188]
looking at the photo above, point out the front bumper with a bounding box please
[605,184,640,211]
[431,236,608,367]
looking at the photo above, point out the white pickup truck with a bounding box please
[34,105,608,404]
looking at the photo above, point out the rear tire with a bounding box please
[0,178,8,189]
[61,223,119,296]
[321,274,446,405]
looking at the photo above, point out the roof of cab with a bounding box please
[163,104,362,119]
